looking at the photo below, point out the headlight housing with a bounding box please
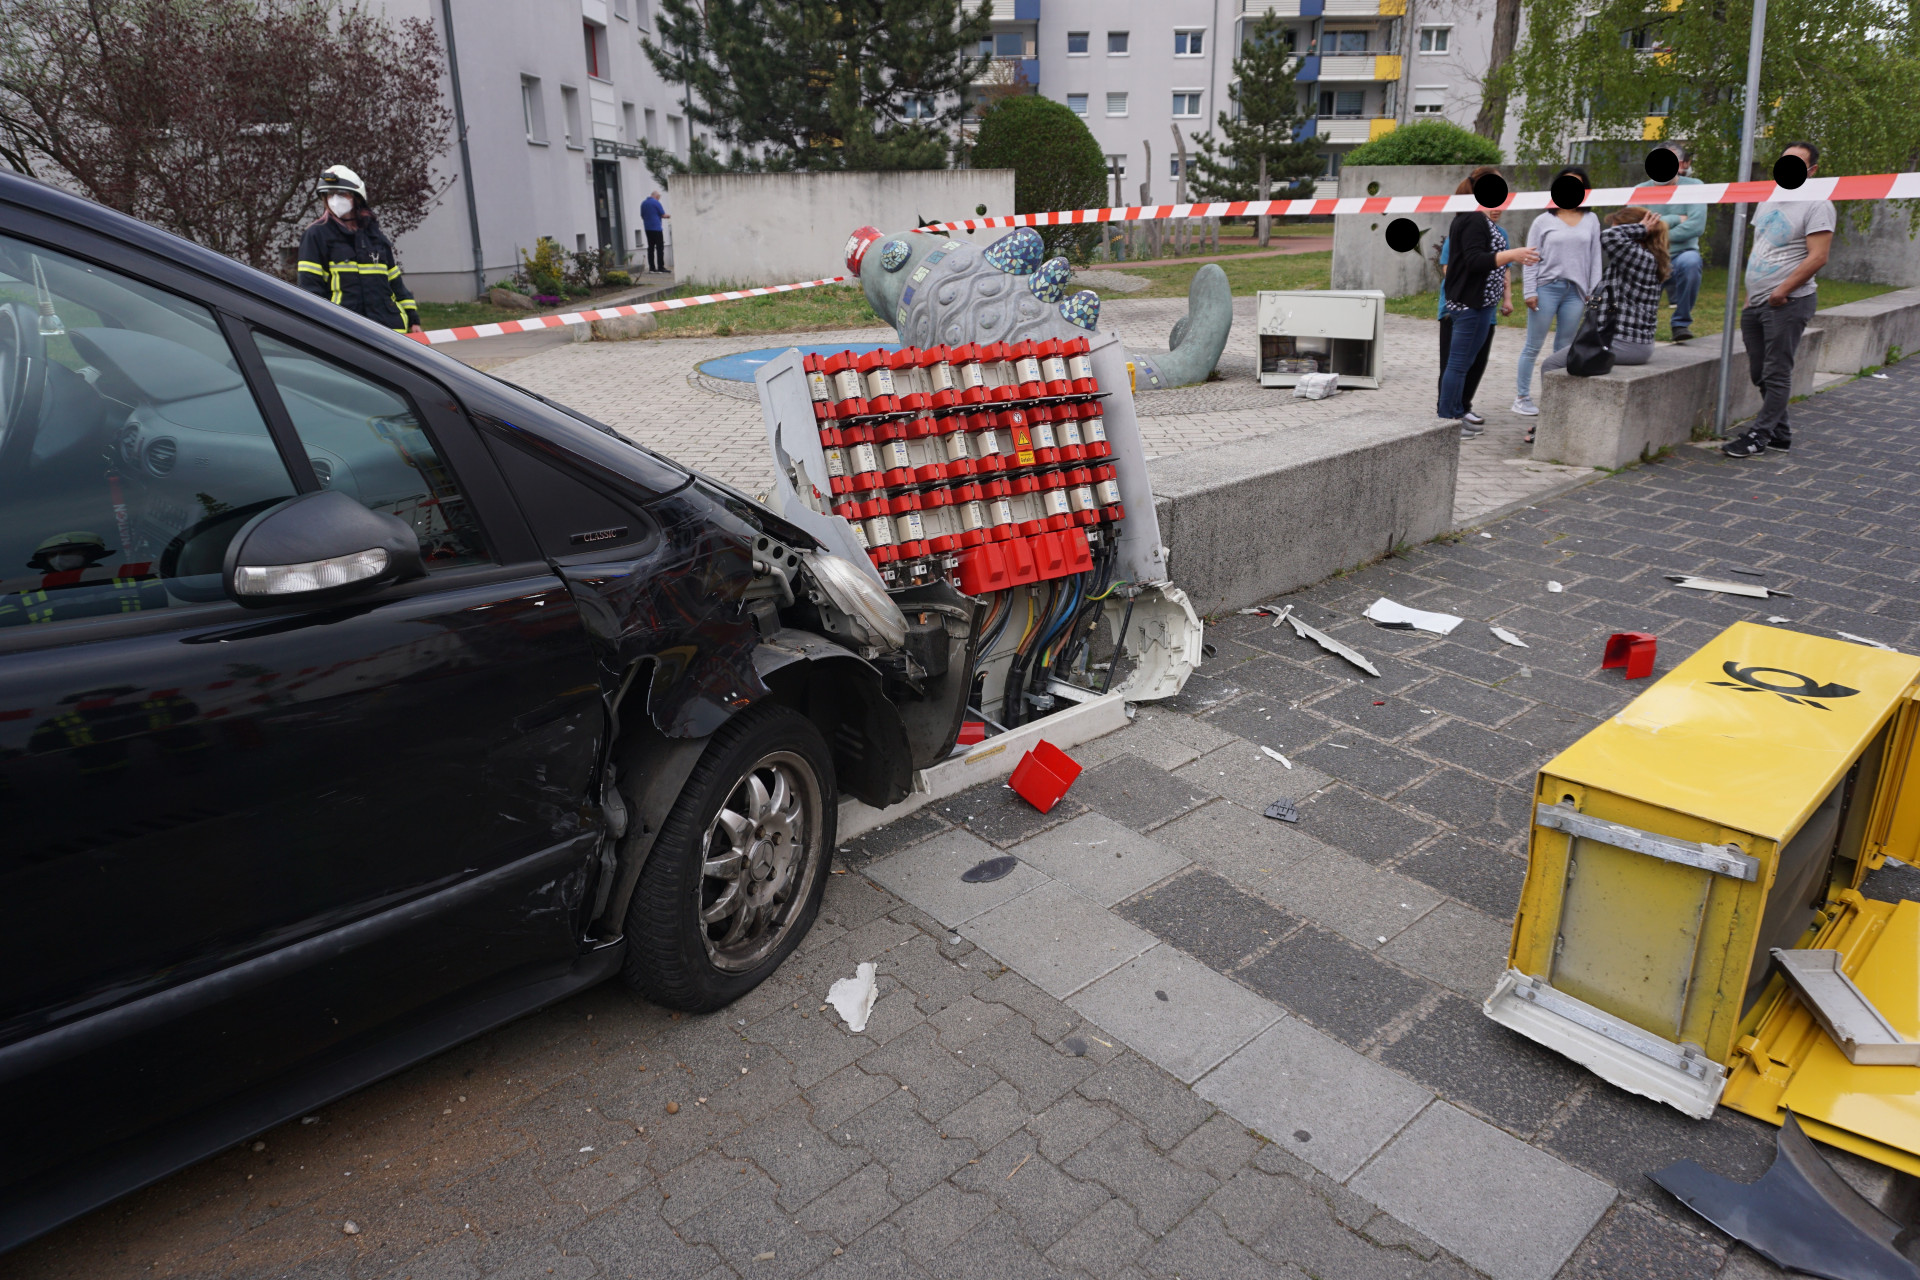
[804,550,907,650]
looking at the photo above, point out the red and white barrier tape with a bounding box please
[410,171,1919,344]
[920,172,1920,233]
[410,275,848,346]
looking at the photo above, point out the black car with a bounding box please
[0,173,976,1250]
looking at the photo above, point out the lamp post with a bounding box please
[1713,0,1769,437]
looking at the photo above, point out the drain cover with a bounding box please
[961,855,1019,883]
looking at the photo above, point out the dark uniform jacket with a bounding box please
[296,213,419,332]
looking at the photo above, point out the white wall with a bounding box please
[672,170,1017,288]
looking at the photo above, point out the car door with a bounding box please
[0,220,607,1237]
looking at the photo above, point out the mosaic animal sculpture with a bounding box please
[846,226,1232,391]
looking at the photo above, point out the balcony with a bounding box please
[971,0,1040,17]
[974,56,1039,88]
[1308,116,1397,145]
[1246,0,1405,13]
[1317,53,1401,81]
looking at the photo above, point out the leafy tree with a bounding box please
[642,0,989,174]
[1500,0,1920,195]
[1187,11,1322,243]
[1342,120,1502,166]
[971,95,1107,260]
[0,0,451,274]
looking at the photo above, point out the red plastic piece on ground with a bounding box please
[1602,631,1658,679]
[1009,740,1084,814]
[956,721,987,747]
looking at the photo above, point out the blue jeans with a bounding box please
[1438,304,1497,420]
[1516,278,1585,398]
[1665,249,1703,330]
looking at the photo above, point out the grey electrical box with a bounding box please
[1257,289,1385,390]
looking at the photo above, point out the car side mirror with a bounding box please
[223,490,425,607]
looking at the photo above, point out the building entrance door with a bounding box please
[592,160,625,265]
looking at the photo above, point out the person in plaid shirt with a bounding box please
[1541,208,1669,379]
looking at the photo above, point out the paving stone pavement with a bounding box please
[16,337,1916,1279]
[472,297,1593,528]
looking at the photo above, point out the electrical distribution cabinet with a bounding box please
[1256,289,1385,390]
[1486,622,1920,1174]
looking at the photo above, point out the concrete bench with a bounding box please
[1149,411,1458,616]
[1815,287,1920,373]
[1533,326,1826,471]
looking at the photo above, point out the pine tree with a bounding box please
[641,0,989,173]
[1187,12,1322,244]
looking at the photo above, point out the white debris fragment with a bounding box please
[343,1222,361,1235]
[1837,632,1897,651]
[1666,574,1775,599]
[1260,746,1294,769]
[1364,598,1463,635]
[1872,372,1891,379]
[1480,532,1492,538]
[1284,611,1382,677]
[827,962,879,1033]
[1768,616,1793,624]
[1546,581,1564,593]
[1489,626,1529,648]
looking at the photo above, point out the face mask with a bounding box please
[327,194,354,217]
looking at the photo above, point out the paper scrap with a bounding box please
[1284,612,1381,677]
[1666,574,1775,599]
[1260,746,1294,769]
[827,962,879,1033]
[1364,598,1463,636]
[1489,626,1529,648]
[1767,615,1792,624]
[1546,581,1564,593]
[1479,532,1492,538]
[1837,632,1897,651]
[1872,372,1891,379]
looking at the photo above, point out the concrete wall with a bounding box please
[1823,203,1920,289]
[1148,413,1460,617]
[1333,165,1563,300]
[1816,287,1920,372]
[671,170,1017,288]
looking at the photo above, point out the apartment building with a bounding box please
[374,0,694,301]
[975,0,1513,194]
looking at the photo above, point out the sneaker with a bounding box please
[1671,327,1693,342]
[1511,396,1540,417]
[1463,409,1485,425]
[1460,421,1485,439]
[1769,433,1792,452]
[1722,432,1768,459]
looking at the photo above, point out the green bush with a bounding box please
[1342,120,1502,167]
[603,269,633,288]
[519,237,567,296]
[970,95,1108,261]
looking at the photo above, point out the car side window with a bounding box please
[0,234,297,629]
[252,333,490,569]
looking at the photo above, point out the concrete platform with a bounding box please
[1533,326,1827,471]
[1815,286,1920,373]
[1147,411,1461,616]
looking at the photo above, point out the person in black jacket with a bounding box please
[1438,167,1537,436]
[296,165,422,334]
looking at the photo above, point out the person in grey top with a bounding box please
[1654,144,1707,340]
[1723,142,1835,459]
[1513,166,1603,421]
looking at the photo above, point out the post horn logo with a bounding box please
[1709,661,1859,710]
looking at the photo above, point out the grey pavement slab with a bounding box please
[865,828,1050,928]
[1116,867,1302,971]
[1073,753,1217,832]
[1350,1103,1616,1280]
[1172,742,1335,814]
[1255,841,1442,952]
[1066,944,1283,1083]
[1008,812,1189,907]
[1377,994,1589,1138]
[1149,799,1320,891]
[1195,1018,1433,1182]
[958,880,1156,999]
[1235,925,1434,1047]
[1377,900,1511,997]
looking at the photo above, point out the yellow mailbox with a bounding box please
[1485,622,1920,1172]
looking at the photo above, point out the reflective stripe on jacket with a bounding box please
[296,213,418,332]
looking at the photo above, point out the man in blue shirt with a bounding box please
[1654,144,1706,341]
[640,190,669,274]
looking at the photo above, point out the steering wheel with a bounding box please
[0,302,49,495]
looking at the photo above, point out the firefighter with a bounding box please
[296,165,422,334]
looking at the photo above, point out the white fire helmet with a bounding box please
[317,165,368,200]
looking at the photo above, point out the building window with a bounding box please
[1067,30,1088,55]
[622,101,638,140]
[561,85,584,147]
[1319,89,1364,116]
[584,22,611,80]
[636,0,650,29]
[1320,152,1341,178]
[521,75,548,143]
[899,96,936,119]
[644,107,657,143]
[613,0,628,19]
[668,113,684,157]
[1172,91,1202,117]
[1326,31,1368,53]
[1108,31,1129,55]
[1175,29,1204,56]
[1106,92,1128,116]
[1067,94,1089,116]
[1419,26,1450,53]
[1412,87,1445,115]
[1169,156,1186,178]
[1105,155,1128,184]
[993,30,1026,56]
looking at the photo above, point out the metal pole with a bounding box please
[1713,0,1768,437]
[440,0,487,301]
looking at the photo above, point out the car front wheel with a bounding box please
[621,704,835,1012]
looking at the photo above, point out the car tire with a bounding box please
[621,704,836,1012]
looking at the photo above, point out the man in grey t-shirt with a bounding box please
[1724,142,1835,458]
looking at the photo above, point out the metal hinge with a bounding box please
[1536,802,1759,881]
